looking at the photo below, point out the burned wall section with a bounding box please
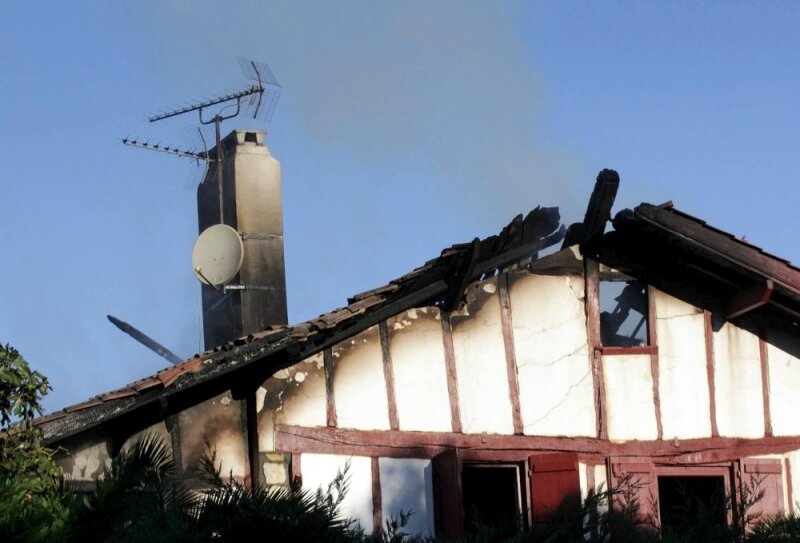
[55,433,111,483]
[332,325,390,431]
[178,391,247,481]
[451,276,515,434]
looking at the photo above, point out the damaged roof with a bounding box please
[37,205,565,444]
[37,169,800,445]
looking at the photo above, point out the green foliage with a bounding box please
[0,343,68,542]
[63,432,196,543]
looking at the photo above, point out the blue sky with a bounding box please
[1,2,798,413]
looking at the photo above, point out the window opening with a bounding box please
[600,279,649,347]
[658,475,727,536]
[462,464,522,538]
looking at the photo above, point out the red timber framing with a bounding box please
[740,458,785,522]
[647,284,663,440]
[610,458,787,528]
[785,458,795,516]
[378,322,400,431]
[704,310,720,437]
[585,258,607,440]
[275,425,800,465]
[371,457,383,533]
[759,337,774,437]
[529,452,581,523]
[498,274,524,435]
[432,448,464,541]
[324,348,337,428]
[281,428,794,534]
[440,313,463,434]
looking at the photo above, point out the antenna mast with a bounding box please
[124,58,282,224]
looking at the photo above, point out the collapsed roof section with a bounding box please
[37,205,565,444]
[36,168,800,445]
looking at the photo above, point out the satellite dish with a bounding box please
[192,224,244,286]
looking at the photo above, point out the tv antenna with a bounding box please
[122,58,282,224]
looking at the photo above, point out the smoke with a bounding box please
[130,1,585,225]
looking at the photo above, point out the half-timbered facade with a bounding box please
[37,170,800,538]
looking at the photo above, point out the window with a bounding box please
[658,475,727,535]
[462,464,523,537]
[432,450,580,540]
[600,278,649,347]
[610,458,785,530]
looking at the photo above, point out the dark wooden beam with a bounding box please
[274,424,800,464]
[440,313,462,434]
[563,169,620,249]
[379,322,400,431]
[760,338,773,437]
[498,274,524,435]
[704,310,719,438]
[442,238,480,312]
[634,204,800,294]
[725,280,774,320]
[324,348,337,428]
[647,285,663,441]
[371,457,383,534]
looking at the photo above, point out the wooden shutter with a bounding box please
[741,459,784,523]
[608,457,659,526]
[432,448,464,540]
[529,452,581,523]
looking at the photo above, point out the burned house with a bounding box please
[36,132,800,538]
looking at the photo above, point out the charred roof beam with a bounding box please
[563,168,620,251]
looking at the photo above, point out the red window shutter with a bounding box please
[529,452,581,523]
[741,459,784,523]
[432,448,464,540]
[608,458,659,526]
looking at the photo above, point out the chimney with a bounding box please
[197,129,287,349]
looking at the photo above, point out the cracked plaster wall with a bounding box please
[388,308,452,432]
[713,323,765,438]
[604,353,658,442]
[767,332,800,436]
[655,291,711,439]
[509,271,595,437]
[333,325,391,431]
[451,276,515,434]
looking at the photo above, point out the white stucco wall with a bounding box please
[333,326,390,431]
[388,308,452,432]
[379,457,434,536]
[509,272,595,437]
[655,291,711,439]
[302,454,373,532]
[767,339,800,436]
[604,354,658,442]
[276,353,328,428]
[451,277,515,434]
[713,323,764,438]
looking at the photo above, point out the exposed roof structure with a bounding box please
[37,170,800,446]
[37,205,565,445]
